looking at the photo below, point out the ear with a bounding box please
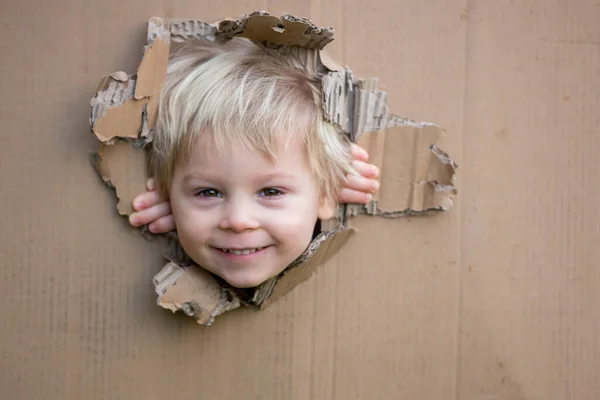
[317,196,336,221]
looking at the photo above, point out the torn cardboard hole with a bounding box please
[89,11,458,326]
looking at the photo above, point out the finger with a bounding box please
[345,174,379,194]
[148,215,176,234]
[129,202,172,227]
[350,143,369,162]
[339,188,373,205]
[132,190,165,212]
[352,160,379,179]
[146,177,156,191]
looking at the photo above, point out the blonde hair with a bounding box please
[149,38,354,207]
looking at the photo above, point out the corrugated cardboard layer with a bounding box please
[1,1,598,399]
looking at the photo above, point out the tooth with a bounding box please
[221,248,264,255]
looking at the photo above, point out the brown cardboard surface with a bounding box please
[1,1,599,400]
[134,17,170,100]
[458,2,600,398]
[93,140,149,216]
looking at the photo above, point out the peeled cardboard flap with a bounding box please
[257,227,356,308]
[354,122,457,215]
[89,12,458,326]
[134,17,170,100]
[90,74,147,143]
[249,226,352,306]
[90,18,170,145]
[92,140,148,216]
[154,262,241,326]
[144,95,159,132]
[233,13,334,49]
[319,58,457,217]
[354,79,389,139]
[168,12,334,50]
[317,49,344,72]
[322,67,355,134]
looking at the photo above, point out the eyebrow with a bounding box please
[181,174,218,184]
[181,172,299,185]
[258,172,299,182]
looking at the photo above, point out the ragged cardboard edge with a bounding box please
[349,123,457,217]
[92,139,149,216]
[322,67,355,134]
[153,262,241,326]
[89,12,458,326]
[169,11,334,50]
[90,17,170,227]
[250,224,348,306]
[319,64,458,217]
[90,74,148,143]
[256,227,356,309]
[134,17,170,100]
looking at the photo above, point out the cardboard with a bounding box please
[92,140,148,216]
[153,262,241,326]
[90,75,148,142]
[89,12,457,326]
[3,1,600,399]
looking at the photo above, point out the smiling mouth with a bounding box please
[215,246,270,256]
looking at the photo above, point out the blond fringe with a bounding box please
[149,37,355,207]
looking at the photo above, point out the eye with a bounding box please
[195,188,223,198]
[258,187,283,197]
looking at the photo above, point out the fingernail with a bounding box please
[129,213,138,226]
[371,166,379,177]
[366,193,373,202]
[373,180,380,192]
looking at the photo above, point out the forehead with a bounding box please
[180,130,310,172]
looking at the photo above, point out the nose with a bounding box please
[218,197,260,232]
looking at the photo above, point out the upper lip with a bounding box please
[214,245,269,250]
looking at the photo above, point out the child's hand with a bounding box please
[339,143,380,204]
[129,178,175,234]
[128,144,380,234]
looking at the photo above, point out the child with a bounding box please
[129,38,380,289]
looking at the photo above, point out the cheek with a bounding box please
[171,199,214,245]
[264,198,319,242]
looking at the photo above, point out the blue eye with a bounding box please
[195,188,222,198]
[259,188,282,197]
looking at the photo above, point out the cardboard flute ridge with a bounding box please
[88,11,457,326]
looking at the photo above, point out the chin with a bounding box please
[221,270,281,289]
[223,277,265,289]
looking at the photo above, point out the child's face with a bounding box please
[169,131,334,288]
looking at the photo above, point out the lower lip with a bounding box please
[213,246,271,260]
